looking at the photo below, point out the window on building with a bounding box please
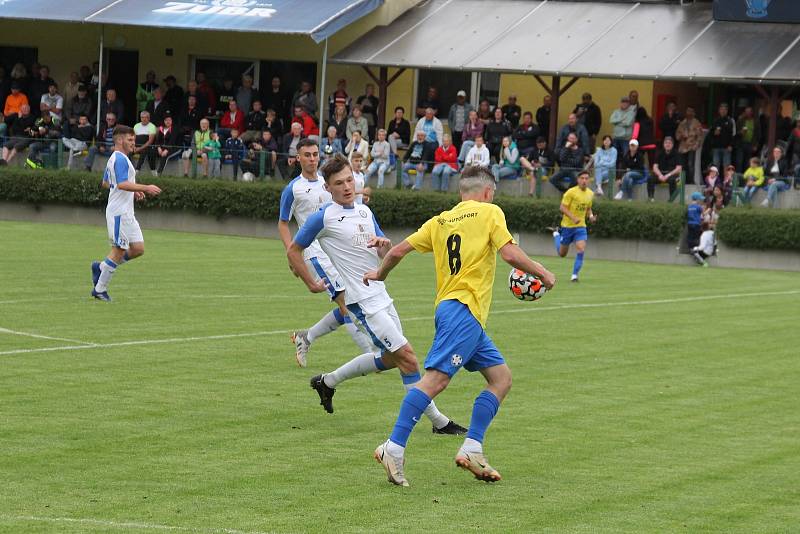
[416,69,501,120]
[192,56,260,94]
[0,46,38,77]
[259,60,317,101]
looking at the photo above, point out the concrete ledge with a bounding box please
[1,201,798,272]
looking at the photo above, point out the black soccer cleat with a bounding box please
[310,374,335,414]
[432,420,468,435]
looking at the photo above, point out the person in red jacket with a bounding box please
[218,100,244,143]
[290,105,319,139]
[431,133,458,192]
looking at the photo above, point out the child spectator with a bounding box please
[691,222,715,267]
[62,114,94,169]
[364,128,390,187]
[224,129,245,180]
[720,164,736,206]
[464,134,490,168]
[686,191,704,249]
[203,131,222,178]
[350,152,371,204]
[742,156,764,204]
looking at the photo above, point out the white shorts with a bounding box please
[346,301,407,354]
[106,213,143,250]
[305,253,344,299]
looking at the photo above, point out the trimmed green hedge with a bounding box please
[1,168,798,250]
[716,208,800,250]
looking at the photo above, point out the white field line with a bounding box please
[0,326,95,345]
[0,515,276,534]
[1,289,797,358]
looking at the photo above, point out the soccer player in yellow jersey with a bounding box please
[551,170,596,282]
[364,166,556,487]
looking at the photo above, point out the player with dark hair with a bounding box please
[90,125,162,301]
[550,170,596,282]
[286,154,465,434]
[278,140,375,366]
[366,166,556,486]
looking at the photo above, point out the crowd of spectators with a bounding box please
[1,61,798,207]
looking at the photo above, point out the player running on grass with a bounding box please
[90,125,162,302]
[279,139,374,365]
[287,154,466,435]
[365,166,556,486]
[550,170,596,282]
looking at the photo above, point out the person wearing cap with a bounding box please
[686,191,705,249]
[448,90,473,155]
[327,79,351,123]
[610,95,636,162]
[136,70,158,114]
[3,81,28,119]
[648,136,683,202]
[702,165,721,199]
[615,138,645,200]
[162,75,184,114]
[501,94,522,129]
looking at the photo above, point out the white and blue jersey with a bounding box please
[103,151,143,249]
[295,201,406,352]
[279,174,331,260]
[104,151,136,216]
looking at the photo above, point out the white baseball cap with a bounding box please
[456,90,466,97]
[629,139,639,146]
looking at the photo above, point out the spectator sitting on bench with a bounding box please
[154,113,180,176]
[1,104,34,165]
[83,112,117,171]
[364,128,391,188]
[62,114,94,168]
[648,136,682,202]
[402,129,436,190]
[133,110,158,174]
[182,117,211,177]
[386,106,410,155]
[520,136,555,197]
[345,129,369,164]
[762,145,791,208]
[464,134,490,169]
[592,135,617,196]
[27,112,62,167]
[551,132,584,193]
[742,156,764,204]
[320,126,343,163]
[458,109,485,165]
[615,139,645,201]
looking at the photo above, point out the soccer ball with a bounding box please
[508,269,547,301]
[242,172,255,182]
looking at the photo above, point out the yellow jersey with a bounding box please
[560,185,594,228]
[406,200,515,327]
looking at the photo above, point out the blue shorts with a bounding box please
[560,226,588,246]
[424,300,505,378]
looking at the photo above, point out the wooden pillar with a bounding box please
[377,66,388,131]
[768,85,779,150]
[549,76,560,148]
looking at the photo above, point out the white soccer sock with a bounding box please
[345,321,376,353]
[307,311,340,343]
[403,380,450,429]
[322,353,379,388]
[461,437,483,454]
[386,440,405,457]
[95,260,116,292]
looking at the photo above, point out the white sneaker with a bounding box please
[291,330,310,368]
[570,274,579,282]
[151,170,158,177]
[595,185,604,196]
[375,441,409,487]
[614,191,624,200]
[760,199,769,207]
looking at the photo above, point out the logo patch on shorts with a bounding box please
[451,354,463,367]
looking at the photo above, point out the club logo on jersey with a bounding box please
[359,210,368,218]
[357,224,366,233]
[451,354,463,367]
[153,0,277,17]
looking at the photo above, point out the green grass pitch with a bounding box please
[1,219,799,533]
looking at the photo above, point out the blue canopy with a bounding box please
[0,0,383,42]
